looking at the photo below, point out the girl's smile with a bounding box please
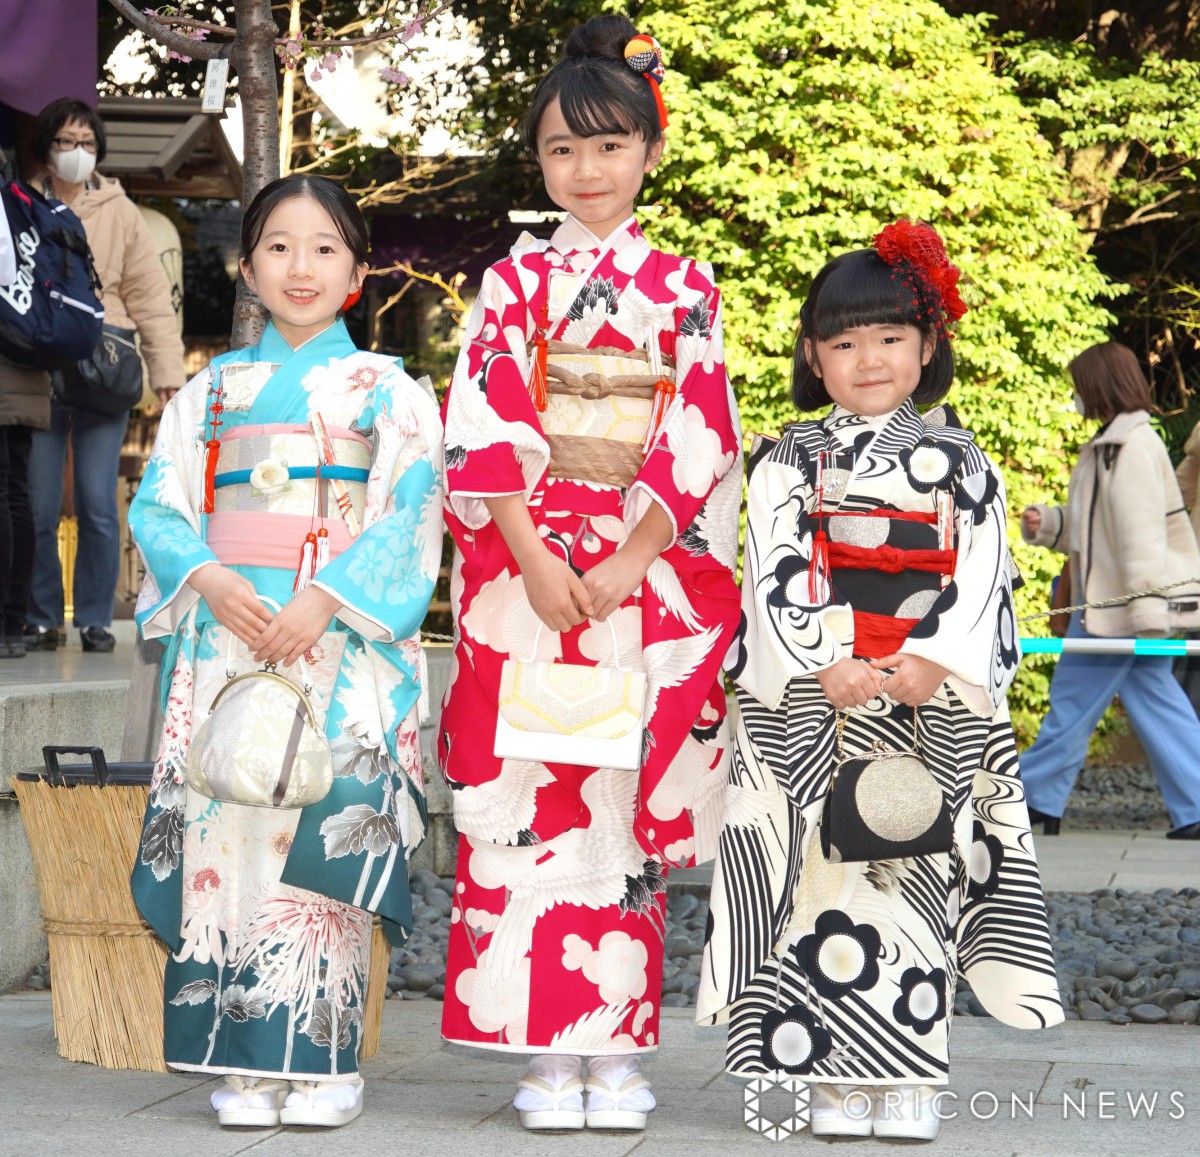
[807,323,934,417]
[239,195,367,348]
[535,97,662,240]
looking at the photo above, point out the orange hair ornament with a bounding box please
[624,34,668,131]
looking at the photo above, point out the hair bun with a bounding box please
[563,14,638,62]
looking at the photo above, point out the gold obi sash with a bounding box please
[205,423,370,569]
[537,341,675,488]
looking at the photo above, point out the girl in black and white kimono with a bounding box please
[697,222,1062,1142]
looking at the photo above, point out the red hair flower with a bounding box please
[872,219,968,323]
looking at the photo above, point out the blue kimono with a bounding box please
[129,320,443,1079]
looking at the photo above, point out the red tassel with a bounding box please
[650,82,668,132]
[293,532,318,593]
[809,527,830,604]
[528,303,549,412]
[529,330,549,412]
[643,377,676,453]
[314,527,330,574]
[201,439,220,514]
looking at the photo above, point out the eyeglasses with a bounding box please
[52,137,98,153]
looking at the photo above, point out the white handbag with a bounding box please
[493,620,648,770]
[186,605,333,809]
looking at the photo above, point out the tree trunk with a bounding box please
[230,0,281,348]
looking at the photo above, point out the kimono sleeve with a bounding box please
[129,365,220,639]
[313,368,444,643]
[625,267,742,538]
[732,434,855,710]
[901,450,1020,716]
[442,261,550,529]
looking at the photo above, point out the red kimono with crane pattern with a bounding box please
[439,216,742,1053]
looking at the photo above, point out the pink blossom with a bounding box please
[401,17,423,43]
[378,67,410,86]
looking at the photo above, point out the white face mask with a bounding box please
[50,146,97,185]
[1073,392,1087,416]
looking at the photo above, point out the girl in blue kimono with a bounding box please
[128,175,443,1129]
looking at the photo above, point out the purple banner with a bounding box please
[0,0,98,115]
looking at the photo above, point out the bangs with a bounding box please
[559,76,642,139]
[523,55,661,149]
[792,247,956,409]
[806,251,917,342]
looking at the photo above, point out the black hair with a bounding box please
[239,174,369,266]
[792,249,955,410]
[33,99,106,165]
[522,15,663,152]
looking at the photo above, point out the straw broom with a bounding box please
[10,778,169,1072]
[12,777,391,1069]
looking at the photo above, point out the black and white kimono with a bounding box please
[697,400,1063,1084]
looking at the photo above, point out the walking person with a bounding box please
[128,175,443,1128]
[24,97,185,653]
[1020,342,1200,840]
[698,222,1062,1142]
[438,14,742,1132]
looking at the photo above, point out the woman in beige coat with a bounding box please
[1020,342,1200,840]
[23,98,185,653]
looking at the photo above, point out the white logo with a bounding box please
[744,1077,810,1141]
[0,225,39,316]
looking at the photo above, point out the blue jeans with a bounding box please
[1021,612,1200,829]
[27,401,128,630]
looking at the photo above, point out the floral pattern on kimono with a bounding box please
[128,320,443,1078]
[438,216,742,1054]
[698,401,1063,1083]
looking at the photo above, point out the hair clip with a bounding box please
[624,34,668,130]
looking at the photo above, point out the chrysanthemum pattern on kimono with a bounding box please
[129,320,443,1079]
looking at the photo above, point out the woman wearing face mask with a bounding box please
[21,98,185,654]
[1020,342,1200,840]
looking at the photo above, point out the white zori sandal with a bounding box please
[210,1076,290,1127]
[514,1054,585,1130]
[279,1076,365,1128]
[584,1054,656,1130]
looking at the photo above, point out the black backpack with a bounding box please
[0,176,104,371]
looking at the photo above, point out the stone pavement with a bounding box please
[2,831,1198,1157]
[2,995,1199,1157]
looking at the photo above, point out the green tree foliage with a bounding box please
[996,37,1200,421]
[624,0,1113,738]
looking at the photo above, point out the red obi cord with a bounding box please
[828,541,955,575]
[823,510,956,660]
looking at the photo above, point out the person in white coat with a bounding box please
[1021,341,1200,839]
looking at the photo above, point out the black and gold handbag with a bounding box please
[820,711,953,864]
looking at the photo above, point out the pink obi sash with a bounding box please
[206,512,356,569]
[220,422,372,449]
[206,422,369,569]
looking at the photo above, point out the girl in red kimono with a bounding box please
[439,14,742,1133]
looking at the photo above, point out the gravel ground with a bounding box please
[1054,762,1171,831]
